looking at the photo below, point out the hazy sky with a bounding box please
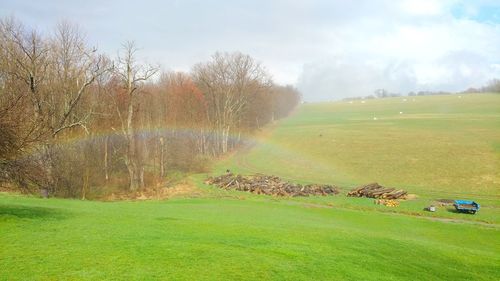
[1,0,499,101]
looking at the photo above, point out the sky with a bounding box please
[1,0,499,101]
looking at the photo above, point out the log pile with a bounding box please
[347,182,407,199]
[205,173,339,197]
[374,199,400,207]
[435,199,454,206]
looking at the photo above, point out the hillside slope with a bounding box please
[1,94,499,280]
[215,94,500,223]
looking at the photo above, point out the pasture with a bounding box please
[217,93,500,223]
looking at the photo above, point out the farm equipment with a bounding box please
[425,205,436,212]
[453,200,480,214]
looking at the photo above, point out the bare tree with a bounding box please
[0,18,109,138]
[0,18,110,194]
[193,52,271,155]
[0,17,50,143]
[114,41,158,190]
[48,21,110,137]
[1,17,301,198]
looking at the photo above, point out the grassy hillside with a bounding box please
[1,194,498,280]
[1,93,499,280]
[219,94,499,194]
[216,93,500,223]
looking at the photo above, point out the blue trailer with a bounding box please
[453,200,480,214]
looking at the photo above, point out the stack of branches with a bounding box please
[205,173,339,197]
[347,182,408,199]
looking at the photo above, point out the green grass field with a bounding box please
[217,93,500,224]
[1,94,499,280]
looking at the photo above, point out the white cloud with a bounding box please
[400,0,446,16]
[296,1,500,100]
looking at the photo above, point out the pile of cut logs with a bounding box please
[347,182,407,199]
[205,173,339,197]
[374,199,400,207]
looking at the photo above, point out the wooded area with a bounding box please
[0,17,300,198]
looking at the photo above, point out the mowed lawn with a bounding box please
[1,94,500,280]
[0,194,499,280]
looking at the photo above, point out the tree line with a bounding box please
[0,17,300,198]
[462,79,500,94]
[343,80,500,101]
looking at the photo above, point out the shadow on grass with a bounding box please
[446,208,478,215]
[0,205,70,220]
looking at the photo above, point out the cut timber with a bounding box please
[205,173,340,197]
[347,183,408,199]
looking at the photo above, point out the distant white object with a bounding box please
[403,98,407,102]
[399,111,403,114]
[458,96,462,98]
[373,117,377,120]
[361,100,366,104]
[349,101,353,104]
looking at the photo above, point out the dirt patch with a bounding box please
[0,187,13,193]
[301,203,334,209]
[104,182,203,201]
[405,194,418,200]
[435,199,455,206]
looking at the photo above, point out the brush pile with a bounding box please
[347,182,408,199]
[205,173,339,197]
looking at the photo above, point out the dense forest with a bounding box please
[0,17,300,198]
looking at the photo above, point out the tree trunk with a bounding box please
[126,146,141,191]
[125,102,141,191]
[140,167,145,189]
[81,165,89,200]
[104,136,109,182]
[43,144,56,196]
[159,137,165,178]
[126,144,141,191]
